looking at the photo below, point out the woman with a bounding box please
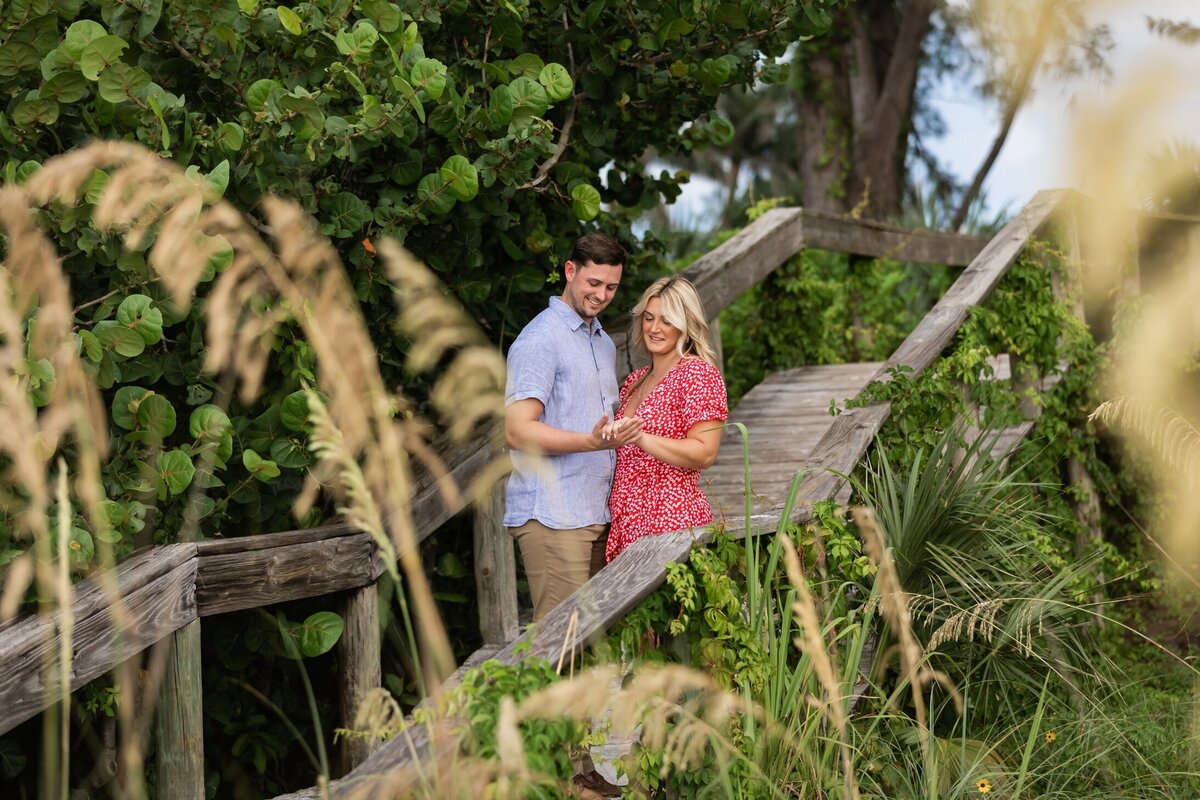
[605,276,728,562]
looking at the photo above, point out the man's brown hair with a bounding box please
[568,233,626,269]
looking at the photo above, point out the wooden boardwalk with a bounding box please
[2,191,1090,800]
[703,356,1025,517]
[705,362,882,514]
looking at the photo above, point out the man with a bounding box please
[503,233,643,622]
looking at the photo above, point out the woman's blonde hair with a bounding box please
[629,276,719,367]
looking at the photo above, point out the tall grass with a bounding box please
[0,141,506,797]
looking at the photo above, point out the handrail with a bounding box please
[613,209,989,375]
[0,432,501,736]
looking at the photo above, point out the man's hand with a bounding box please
[592,415,643,449]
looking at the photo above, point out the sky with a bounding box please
[668,1,1200,228]
[928,0,1200,216]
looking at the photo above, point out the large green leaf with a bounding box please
[79,35,128,81]
[277,6,302,35]
[67,527,94,567]
[42,71,89,103]
[216,121,244,151]
[417,173,456,216]
[135,394,177,439]
[97,63,149,103]
[242,449,281,481]
[538,62,573,103]
[116,294,164,344]
[279,391,310,431]
[390,149,423,185]
[11,99,59,127]
[508,76,549,124]
[439,155,478,202]
[62,20,108,61]
[298,611,344,657]
[321,191,372,237]
[95,320,145,358]
[570,183,602,221]
[270,437,309,469]
[245,78,281,112]
[410,58,446,100]
[190,404,232,440]
[487,84,513,127]
[159,449,195,495]
[0,42,40,77]
[508,53,544,79]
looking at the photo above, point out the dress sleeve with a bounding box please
[680,359,729,429]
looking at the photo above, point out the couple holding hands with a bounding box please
[503,234,728,622]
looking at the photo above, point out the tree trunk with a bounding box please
[793,1,937,220]
[796,50,853,213]
[850,0,938,219]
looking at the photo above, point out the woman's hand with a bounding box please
[592,415,643,449]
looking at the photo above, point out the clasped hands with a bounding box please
[592,414,643,449]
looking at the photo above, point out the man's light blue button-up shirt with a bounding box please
[503,296,620,529]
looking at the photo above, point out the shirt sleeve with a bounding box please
[505,331,556,406]
[679,360,729,429]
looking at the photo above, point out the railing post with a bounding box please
[1060,212,1107,617]
[157,619,204,799]
[339,582,381,773]
[707,314,724,375]
[474,481,519,645]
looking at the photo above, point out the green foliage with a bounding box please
[845,243,1152,599]
[0,0,845,572]
[449,658,588,797]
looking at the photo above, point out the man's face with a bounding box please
[562,259,622,320]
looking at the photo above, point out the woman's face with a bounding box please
[642,296,682,358]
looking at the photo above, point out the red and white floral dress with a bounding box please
[607,356,729,561]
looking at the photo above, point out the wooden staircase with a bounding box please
[2,190,1092,800]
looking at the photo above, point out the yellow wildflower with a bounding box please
[977,778,992,794]
[1044,730,1057,743]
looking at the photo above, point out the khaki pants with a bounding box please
[509,520,608,622]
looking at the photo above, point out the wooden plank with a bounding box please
[473,482,518,646]
[799,209,988,266]
[196,533,376,616]
[496,528,710,664]
[682,207,807,320]
[194,524,359,555]
[0,559,199,736]
[70,543,196,624]
[339,583,381,774]
[157,619,204,800]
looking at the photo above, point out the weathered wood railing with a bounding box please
[0,196,1067,799]
[0,430,502,791]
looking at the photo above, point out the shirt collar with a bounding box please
[550,296,605,334]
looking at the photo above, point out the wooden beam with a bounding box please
[195,533,377,617]
[799,209,987,266]
[0,557,199,736]
[682,207,807,320]
[473,482,518,646]
[157,619,204,800]
[338,583,381,774]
